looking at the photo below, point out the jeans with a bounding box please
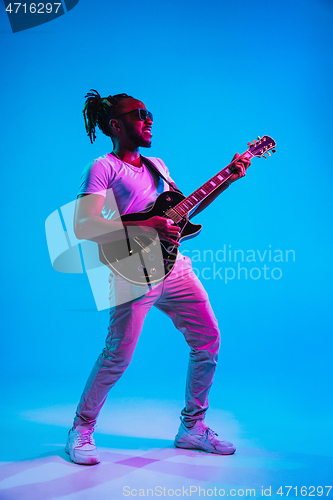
[73,255,220,428]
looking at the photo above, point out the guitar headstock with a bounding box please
[247,135,276,158]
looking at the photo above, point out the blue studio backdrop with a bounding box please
[1,0,332,491]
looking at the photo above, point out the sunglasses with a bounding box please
[115,108,153,122]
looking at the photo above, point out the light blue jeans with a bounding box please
[74,255,220,428]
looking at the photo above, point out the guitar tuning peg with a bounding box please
[262,155,267,159]
[267,152,271,156]
[272,149,276,153]
[247,142,252,146]
[252,140,256,144]
[257,136,261,140]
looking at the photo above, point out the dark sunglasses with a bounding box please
[115,108,153,121]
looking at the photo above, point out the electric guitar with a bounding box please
[99,135,276,286]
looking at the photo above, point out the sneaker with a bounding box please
[65,425,100,465]
[174,418,236,455]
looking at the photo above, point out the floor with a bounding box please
[1,396,332,499]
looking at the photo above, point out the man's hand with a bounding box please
[228,153,251,184]
[138,216,181,247]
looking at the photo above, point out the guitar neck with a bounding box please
[167,150,253,220]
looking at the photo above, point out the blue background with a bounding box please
[1,0,332,485]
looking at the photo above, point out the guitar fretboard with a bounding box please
[166,151,253,223]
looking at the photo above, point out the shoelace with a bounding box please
[206,427,218,435]
[75,432,95,447]
[205,427,218,441]
[181,418,219,440]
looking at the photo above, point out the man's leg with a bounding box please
[67,278,162,464]
[155,256,220,425]
[73,302,150,428]
[155,256,235,454]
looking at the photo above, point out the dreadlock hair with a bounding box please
[82,89,134,144]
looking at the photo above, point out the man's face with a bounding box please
[117,99,153,148]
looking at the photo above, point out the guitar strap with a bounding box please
[141,156,183,195]
[139,156,183,288]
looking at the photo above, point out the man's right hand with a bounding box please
[136,216,181,247]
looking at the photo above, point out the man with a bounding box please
[66,90,250,465]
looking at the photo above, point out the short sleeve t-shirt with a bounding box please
[78,154,175,221]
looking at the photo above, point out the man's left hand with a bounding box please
[228,153,251,184]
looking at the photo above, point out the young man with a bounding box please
[66,90,250,465]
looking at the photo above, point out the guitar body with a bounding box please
[99,190,202,286]
[99,135,276,287]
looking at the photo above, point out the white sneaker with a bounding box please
[65,425,100,465]
[174,418,236,455]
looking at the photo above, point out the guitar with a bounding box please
[99,135,276,286]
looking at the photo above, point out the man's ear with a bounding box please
[109,119,121,131]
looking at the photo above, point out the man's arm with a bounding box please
[74,193,128,244]
[74,193,181,246]
[190,153,251,219]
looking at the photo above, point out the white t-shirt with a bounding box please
[78,154,175,221]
